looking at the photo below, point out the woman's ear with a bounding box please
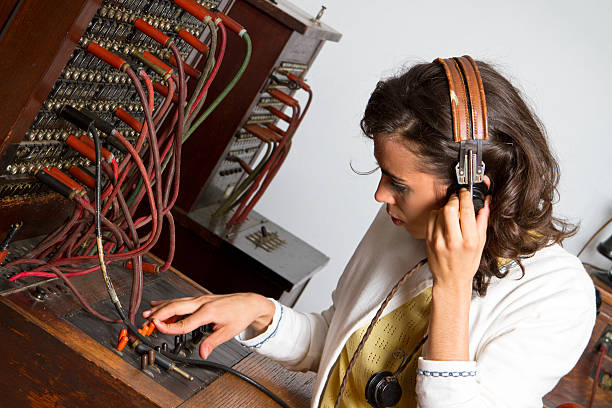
[483,174,491,191]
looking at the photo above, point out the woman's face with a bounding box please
[373,134,447,239]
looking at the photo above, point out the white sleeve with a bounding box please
[416,272,596,407]
[235,298,335,372]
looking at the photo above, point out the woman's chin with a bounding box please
[403,225,426,239]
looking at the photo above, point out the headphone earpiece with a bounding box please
[365,371,402,408]
[472,182,487,214]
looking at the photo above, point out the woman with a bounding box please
[143,58,596,407]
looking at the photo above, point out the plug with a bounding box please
[596,325,612,357]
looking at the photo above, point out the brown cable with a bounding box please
[577,216,612,258]
[334,258,428,408]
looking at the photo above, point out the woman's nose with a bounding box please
[374,178,394,204]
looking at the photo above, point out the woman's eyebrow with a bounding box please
[380,166,407,183]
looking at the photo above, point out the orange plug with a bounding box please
[69,166,95,189]
[116,328,129,351]
[79,134,114,162]
[114,108,143,132]
[177,28,209,55]
[266,106,292,123]
[134,18,171,47]
[167,55,200,78]
[87,42,128,71]
[125,260,160,274]
[153,82,179,104]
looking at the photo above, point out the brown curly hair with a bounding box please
[360,60,576,296]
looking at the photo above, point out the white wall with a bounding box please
[255,0,612,313]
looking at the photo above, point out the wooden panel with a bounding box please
[544,277,612,408]
[0,259,313,407]
[0,0,20,36]
[176,0,293,211]
[180,352,314,408]
[0,299,164,408]
[244,0,341,42]
[0,193,73,239]
[0,0,100,156]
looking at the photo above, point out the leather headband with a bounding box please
[436,56,489,142]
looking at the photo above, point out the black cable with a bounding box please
[393,335,428,376]
[90,110,292,408]
[170,356,292,408]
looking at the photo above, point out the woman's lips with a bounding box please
[386,207,404,225]
[390,215,404,226]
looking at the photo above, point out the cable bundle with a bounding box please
[214,73,312,226]
[6,2,252,327]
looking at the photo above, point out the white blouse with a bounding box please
[237,206,596,407]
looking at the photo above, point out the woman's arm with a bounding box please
[143,292,335,372]
[425,188,490,361]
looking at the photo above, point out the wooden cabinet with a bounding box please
[544,271,612,408]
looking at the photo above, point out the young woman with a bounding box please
[143,58,596,407]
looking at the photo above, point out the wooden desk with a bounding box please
[182,353,314,408]
[0,256,314,407]
[544,271,612,408]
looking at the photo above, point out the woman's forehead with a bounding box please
[374,135,420,174]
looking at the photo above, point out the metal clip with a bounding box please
[455,140,485,195]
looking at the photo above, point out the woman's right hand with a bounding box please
[142,292,275,359]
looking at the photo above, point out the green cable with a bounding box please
[183,32,252,142]
[213,141,273,217]
[124,32,252,211]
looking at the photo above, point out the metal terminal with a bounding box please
[455,140,485,197]
[247,228,285,252]
[170,364,194,381]
[31,287,47,301]
[140,353,149,370]
[311,5,326,25]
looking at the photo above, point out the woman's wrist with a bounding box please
[426,282,472,361]
[247,293,276,335]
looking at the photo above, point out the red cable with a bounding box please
[188,22,226,118]
[228,102,299,225]
[588,343,608,408]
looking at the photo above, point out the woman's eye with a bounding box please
[390,181,407,193]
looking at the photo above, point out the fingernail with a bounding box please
[143,310,150,317]
[202,345,209,359]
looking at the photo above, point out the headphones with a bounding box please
[362,55,489,408]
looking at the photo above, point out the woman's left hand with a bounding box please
[426,188,490,291]
[424,188,490,361]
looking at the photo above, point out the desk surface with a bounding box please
[182,353,315,408]
[0,248,315,408]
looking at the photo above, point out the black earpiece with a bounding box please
[365,371,402,408]
[445,181,488,214]
[471,182,487,214]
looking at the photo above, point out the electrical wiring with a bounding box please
[184,30,252,142]
[226,91,302,226]
[184,19,218,129]
[5,8,293,407]
[186,21,226,121]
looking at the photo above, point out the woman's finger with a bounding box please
[153,306,213,335]
[475,195,491,241]
[146,297,205,322]
[200,326,235,359]
[426,209,439,244]
[458,188,477,236]
[442,193,461,241]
